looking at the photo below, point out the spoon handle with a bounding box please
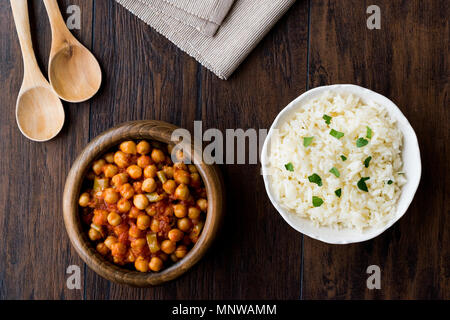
[43,0,71,43]
[10,0,42,83]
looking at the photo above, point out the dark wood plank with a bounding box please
[84,1,308,299]
[0,0,93,299]
[182,2,309,299]
[304,0,449,299]
[84,0,199,299]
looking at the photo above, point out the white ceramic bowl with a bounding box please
[261,84,421,244]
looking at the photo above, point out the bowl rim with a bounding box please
[261,84,422,244]
[63,120,224,286]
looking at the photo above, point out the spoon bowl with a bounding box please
[44,0,102,103]
[16,86,65,142]
[49,43,102,103]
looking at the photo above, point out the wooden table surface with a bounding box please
[0,0,448,300]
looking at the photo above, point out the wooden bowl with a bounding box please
[63,120,224,286]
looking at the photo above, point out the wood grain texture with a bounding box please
[0,0,448,299]
[303,0,449,299]
[0,0,92,299]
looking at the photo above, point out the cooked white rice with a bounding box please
[266,91,406,230]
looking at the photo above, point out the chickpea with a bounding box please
[111,242,127,257]
[174,169,190,185]
[96,243,109,256]
[133,194,149,210]
[104,236,118,249]
[111,173,128,187]
[78,192,90,207]
[120,183,134,199]
[114,151,129,168]
[136,214,151,230]
[190,173,201,188]
[177,218,192,232]
[197,198,208,212]
[126,250,136,263]
[104,188,119,204]
[151,149,165,163]
[129,224,143,238]
[143,164,157,178]
[104,152,115,163]
[163,180,177,195]
[188,164,198,173]
[163,166,174,178]
[92,159,106,175]
[125,165,141,180]
[88,228,102,241]
[173,204,187,218]
[135,257,149,272]
[188,207,201,220]
[150,218,160,233]
[107,212,122,226]
[137,155,151,168]
[160,240,176,254]
[103,164,118,178]
[174,184,190,200]
[131,238,146,250]
[142,178,157,193]
[136,141,151,155]
[115,198,130,213]
[175,245,188,259]
[146,205,157,216]
[129,206,142,219]
[149,257,163,272]
[120,141,137,155]
[168,229,184,242]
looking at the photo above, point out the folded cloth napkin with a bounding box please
[116,0,296,79]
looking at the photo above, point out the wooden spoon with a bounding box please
[43,0,102,103]
[11,0,65,142]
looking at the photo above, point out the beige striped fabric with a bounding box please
[116,0,295,79]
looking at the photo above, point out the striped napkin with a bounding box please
[116,0,296,79]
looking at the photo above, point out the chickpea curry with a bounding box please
[78,140,208,273]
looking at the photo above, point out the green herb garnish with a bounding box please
[330,129,344,139]
[364,156,372,168]
[323,114,332,125]
[366,126,373,139]
[387,180,393,185]
[303,137,314,147]
[340,155,347,161]
[356,138,369,148]
[335,188,342,197]
[312,196,324,207]
[329,167,340,177]
[308,173,323,186]
[357,177,370,192]
[285,163,294,172]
